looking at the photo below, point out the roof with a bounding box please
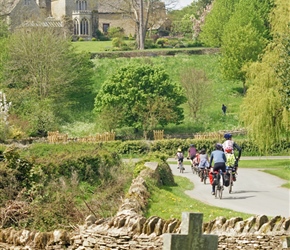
[0,0,21,15]
[19,18,63,28]
[98,0,131,13]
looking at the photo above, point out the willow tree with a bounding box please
[240,0,289,153]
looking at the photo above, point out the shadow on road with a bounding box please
[232,190,268,194]
[221,195,256,200]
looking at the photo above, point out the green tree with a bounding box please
[199,0,240,47]
[94,64,186,137]
[240,0,289,152]
[220,0,272,89]
[180,68,210,119]
[0,20,9,84]
[1,27,94,135]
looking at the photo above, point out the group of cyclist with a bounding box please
[176,133,242,196]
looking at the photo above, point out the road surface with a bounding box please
[169,162,290,218]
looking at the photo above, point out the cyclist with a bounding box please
[209,143,227,195]
[175,148,184,170]
[187,144,197,164]
[198,148,210,181]
[223,133,242,174]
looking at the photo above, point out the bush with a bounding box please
[107,27,125,39]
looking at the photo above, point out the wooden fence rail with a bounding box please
[153,130,164,140]
[47,131,115,144]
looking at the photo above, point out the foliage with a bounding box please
[94,63,186,136]
[240,0,290,153]
[1,27,95,136]
[0,144,133,230]
[220,0,272,85]
[107,27,125,39]
[199,0,239,47]
[180,68,211,118]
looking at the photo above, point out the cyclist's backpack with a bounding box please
[223,140,234,153]
[224,173,230,187]
[226,153,235,167]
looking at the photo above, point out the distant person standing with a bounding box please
[222,104,227,115]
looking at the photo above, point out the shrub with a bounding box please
[107,27,124,39]
[156,38,168,48]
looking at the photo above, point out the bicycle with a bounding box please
[200,167,209,184]
[213,170,224,199]
[178,160,184,173]
[227,166,237,193]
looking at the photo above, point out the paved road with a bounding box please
[169,163,290,218]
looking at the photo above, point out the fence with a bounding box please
[77,132,115,143]
[47,131,115,144]
[194,132,223,140]
[153,130,164,140]
[47,131,68,143]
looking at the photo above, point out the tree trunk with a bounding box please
[139,0,145,50]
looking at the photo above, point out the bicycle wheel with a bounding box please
[191,165,195,174]
[203,170,207,184]
[218,175,223,199]
[180,162,184,173]
[229,171,233,193]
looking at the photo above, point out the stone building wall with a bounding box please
[0,163,289,250]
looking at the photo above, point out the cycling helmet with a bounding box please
[200,148,206,154]
[190,144,195,147]
[224,133,232,140]
[177,148,182,152]
[215,143,223,150]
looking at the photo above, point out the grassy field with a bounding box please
[63,52,244,137]
[72,41,113,52]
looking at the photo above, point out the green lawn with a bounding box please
[146,175,253,222]
[72,41,113,52]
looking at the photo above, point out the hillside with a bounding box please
[64,51,244,137]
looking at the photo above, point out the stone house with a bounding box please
[0,0,166,39]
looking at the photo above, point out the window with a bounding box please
[76,0,87,10]
[24,0,30,5]
[103,23,110,33]
[80,18,88,35]
[73,18,79,35]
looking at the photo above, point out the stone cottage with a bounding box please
[0,0,166,39]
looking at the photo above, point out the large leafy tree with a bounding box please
[94,64,186,137]
[1,27,94,135]
[199,0,240,47]
[220,0,272,89]
[240,0,289,152]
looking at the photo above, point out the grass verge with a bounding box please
[145,175,253,222]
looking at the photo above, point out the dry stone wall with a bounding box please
[0,162,289,250]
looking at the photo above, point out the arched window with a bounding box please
[80,18,88,35]
[76,0,87,10]
[73,18,79,35]
[82,0,87,10]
